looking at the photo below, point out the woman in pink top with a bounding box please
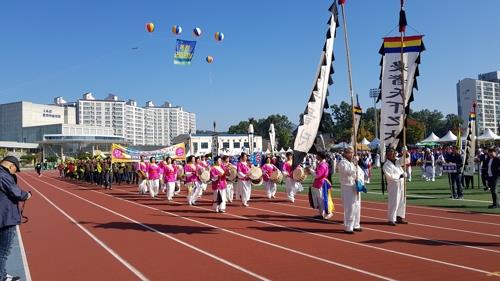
[262,157,278,199]
[184,155,201,205]
[310,152,332,219]
[210,156,227,212]
[164,157,177,201]
[137,156,148,194]
[147,157,160,198]
[236,152,251,207]
[158,159,166,193]
[282,152,302,203]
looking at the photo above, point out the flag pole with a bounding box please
[399,0,408,200]
[339,0,357,155]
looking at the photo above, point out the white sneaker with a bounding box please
[324,213,333,220]
[3,274,21,281]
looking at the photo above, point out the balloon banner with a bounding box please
[174,39,197,65]
[111,143,186,163]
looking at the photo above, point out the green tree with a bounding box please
[410,109,445,136]
[228,121,250,134]
[227,115,294,149]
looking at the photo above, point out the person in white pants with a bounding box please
[262,157,277,199]
[210,156,228,212]
[164,157,177,201]
[337,147,364,234]
[282,152,301,203]
[222,156,235,202]
[383,147,408,226]
[236,152,251,207]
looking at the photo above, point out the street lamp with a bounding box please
[369,88,380,139]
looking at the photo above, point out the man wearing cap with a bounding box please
[383,147,408,226]
[0,156,31,281]
[337,147,364,234]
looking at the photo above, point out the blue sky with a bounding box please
[1,0,499,131]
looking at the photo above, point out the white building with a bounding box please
[77,93,196,146]
[457,71,500,133]
[173,134,263,156]
[0,101,76,142]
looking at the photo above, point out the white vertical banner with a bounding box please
[269,123,276,153]
[293,3,338,168]
[379,35,424,160]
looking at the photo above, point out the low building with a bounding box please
[173,133,263,156]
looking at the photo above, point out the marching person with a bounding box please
[383,147,408,226]
[147,157,161,198]
[262,157,278,199]
[0,156,31,281]
[309,152,333,220]
[422,148,435,181]
[222,155,235,203]
[210,156,227,212]
[236,152,252,207]
[35,161,42,177]
[174,160,183,195]
[337,147,363,234]
[282,152,302,203]
[184,156,201,205]
[137,156,148,194]
[163,157,177,201]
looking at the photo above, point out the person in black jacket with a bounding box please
[485,147,500,209]
[445,146,464,199]
[0,156,31,281]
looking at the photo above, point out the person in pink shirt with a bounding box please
[222,155,236,203]
[163,157,177,201]
[184,155,201,205]
[158,158,166,193]
[137,155,148,194]
[262,157,278,199]
[147,157,160,198]
[196,157,209,196]
[236,152,251,207]
[309,152,332,219]
[210,156,227,212]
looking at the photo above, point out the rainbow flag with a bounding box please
[383,35,424,54]
[321,179,335,214]
[469,112,476,121]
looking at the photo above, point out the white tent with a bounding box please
[477,128,500,141]
[361,137,370,145]
[286,147,293,153]
[278,148,286,154]
[437,131,457,143]
[420,132,440,143]
[331,142,349,150]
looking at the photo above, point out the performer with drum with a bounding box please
[236,152,252,207]
[282,152,302,203]
[137,155,148,194]
[338,147,364,232]
[309,152,333,220]
[210,156,227,212]
[262,157,279,199]
[174,160,183,195]
[184,156,201,205]
[222,155,237,203]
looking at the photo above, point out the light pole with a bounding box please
[369,88,380,139]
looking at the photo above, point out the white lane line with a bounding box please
[22,176,271,281]
[250,190,500,238]
[19,178,149,281]
[16,226,32,281]
[252,189,500,227]
[32,175,396,281]
[104,184,493,277]
[268,201,500,255]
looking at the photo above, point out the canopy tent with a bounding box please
[368,138,380,149]
[415,141,439,147]
[331,142,349,150]
[420,132,440,143]
[356,143,371,151]
[286,147,293,153]
[360,138,370,145]
[437,131,457,143]
[278,148,286,154]
[477,128,500,141]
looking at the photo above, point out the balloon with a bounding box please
[206,56,214,63]
[193,27,202,37]
[214,32,224,42]
[172,25,182,35]
[145,23,154,33]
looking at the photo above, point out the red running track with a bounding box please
[16,172,500,280]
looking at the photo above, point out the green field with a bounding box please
[261,167,500,214]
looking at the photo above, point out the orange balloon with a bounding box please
[146,23,154,33]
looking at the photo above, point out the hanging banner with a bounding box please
[269,123,276,154]
[379,35,424,160]
[111,143,186,163]
[353,105,362,140]
[174,39,197,65]
[462,112,476,175]
[293,2,338,169]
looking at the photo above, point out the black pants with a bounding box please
[450,172,463,198]
[487,177,499,206]
[463,175,473,189]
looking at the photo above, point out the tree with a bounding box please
[330,101,353,142]
[227,115,294,149]
[444,114,463,135]
[228,121,250,134]
[406,118,425,145]
[409,109,445,136]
